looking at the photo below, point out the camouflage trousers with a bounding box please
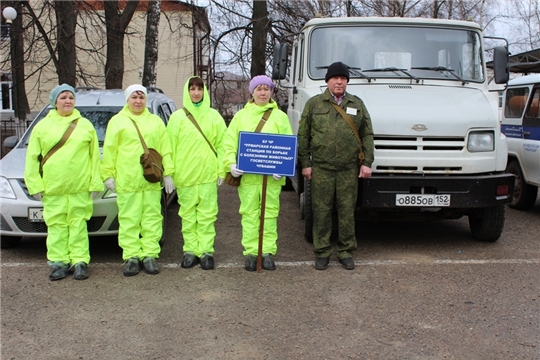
[311,166,358,259]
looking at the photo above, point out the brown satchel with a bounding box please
[38,119,79,177]
[224,108,272,186]
[331,103,365,167]
[131,120,163,183]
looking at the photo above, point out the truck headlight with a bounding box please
[468,131,494,152]
[0,176,16,199]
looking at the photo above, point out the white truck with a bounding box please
[501,73,540,210]
[272,16,513,242]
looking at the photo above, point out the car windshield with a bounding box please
[309,25,484,83]
[19,106,122,147]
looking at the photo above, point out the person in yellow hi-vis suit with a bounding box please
[101,85,175,277]
[167,76,227,270]
[25,84,103,281]
[222,75,293,271]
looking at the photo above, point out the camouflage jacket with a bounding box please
[298,89,374,171]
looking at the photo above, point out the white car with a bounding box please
[0,87,177,248]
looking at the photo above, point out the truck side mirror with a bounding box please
[492,46,509,84]
[272,44,288,80]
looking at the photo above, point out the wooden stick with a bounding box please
[257,175,268,272]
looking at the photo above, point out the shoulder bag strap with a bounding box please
[183,108,217,157]
[254,109,273,133]
[40,119,79,167]
[131,119,150,155]
[331,102,365,164]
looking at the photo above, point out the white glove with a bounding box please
[272,174,282,181]
[163,176,176,194]
[104,178,116,192]
[217,178,224,186]
[32,193,42,201]
[230,164,244,178]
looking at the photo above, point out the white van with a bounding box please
[273,16,513,242]
[501,74,540,210]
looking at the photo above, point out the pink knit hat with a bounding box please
[249,75,274,94]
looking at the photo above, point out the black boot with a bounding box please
[244,254,256,271]
[49,262,69,281]
[142,257,160,275]
[181,253,200,268]
[262,254,276,270]
[73,262,89,280]
[123,257,141,277]
[200,254,215,270]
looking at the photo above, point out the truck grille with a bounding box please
[374,136,465,172]
[374,136,465,151]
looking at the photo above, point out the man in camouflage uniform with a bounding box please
[298,61,374,270]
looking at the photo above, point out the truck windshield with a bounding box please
[309,25,484,83]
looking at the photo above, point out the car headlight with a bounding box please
[0,176,16,199]
[468,131,494,152]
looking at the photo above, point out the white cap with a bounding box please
[124,84,147,101]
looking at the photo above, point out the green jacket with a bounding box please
[167,76,227,188]
[25,109,103,196]
[222,99,293,186]
[101,105,174,193]
[298,89,374,171]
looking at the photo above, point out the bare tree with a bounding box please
[6,0,30,120]
[251,0,268,77]
[54,0,76,85]
[142,0,160,87]
[103,0,139,89]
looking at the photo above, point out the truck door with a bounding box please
[287,37,304,135]
[522,87,540,184]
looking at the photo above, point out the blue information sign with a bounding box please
[237,132,297,177]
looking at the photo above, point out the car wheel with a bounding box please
[1,236,22,249]
[468,204,505,242]
[506,160,538,210]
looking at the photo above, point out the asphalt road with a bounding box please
[1,185,539,359]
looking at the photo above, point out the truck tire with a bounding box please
[303,178,314,243]
[1,236,22,249]
[506,160,538,210]
[468,204,505,242]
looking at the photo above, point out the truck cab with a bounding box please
[501,73,540,210]
[273,17,513,242]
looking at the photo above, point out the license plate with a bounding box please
[28,208,44,222]
[396,194,451,207]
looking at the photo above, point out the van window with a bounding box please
[525,88,539,119]
[505,87,529,118]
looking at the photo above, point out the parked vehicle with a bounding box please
[272,16,513,242]
[0,87,177,248]
[501,74,540,210]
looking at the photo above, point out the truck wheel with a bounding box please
[1,236,22,249]
[303,178,314,243]
[506,160,538,210]
[468,205,505,242]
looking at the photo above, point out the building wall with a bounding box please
[2,1,208,118]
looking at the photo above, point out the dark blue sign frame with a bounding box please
[237,132,297,177]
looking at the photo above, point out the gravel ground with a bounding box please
[1,185,539,359]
